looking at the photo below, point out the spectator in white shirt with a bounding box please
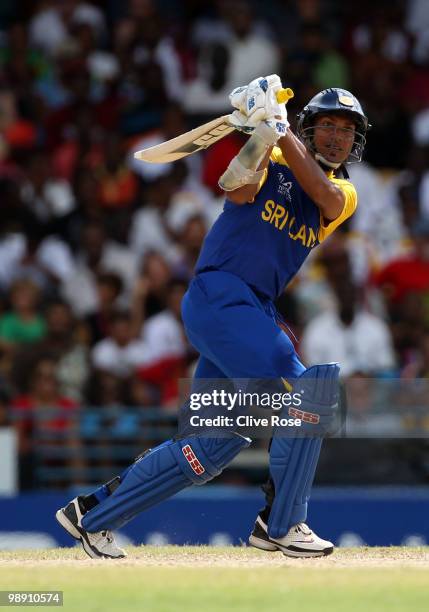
[91,311,149,378]
[129,176,180,265]
[62,221,138,316]
[143,279,189,364]
[20,150,76,223]
[301,281,396,378]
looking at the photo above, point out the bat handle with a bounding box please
[276,88,294,104]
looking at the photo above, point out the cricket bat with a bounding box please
[134,88,294,164]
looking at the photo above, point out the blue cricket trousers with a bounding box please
[182,270,305,382]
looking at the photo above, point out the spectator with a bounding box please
[29,0,106,57]
[0,220,76,292]
[51,105,105,182]
[131,251,172,322]
[173,215,208,280]
[85,368,127,408]
[20,150,76,224]
[85,272,123,345]
[61,221,138,316]
[389,292,427,369]
[95,133,138,210]
[224,0,279,83]
[129,175,180,264]
[284,21,349,93]
[91,310,149,378]
[374,220,429,307]
[185,0,279,115]
[20,300,89,402]
[183,42,233,115]
[11,355,80,488]
[138,279,190,407]
[301,280,396,377]
[133,10,184,102]
[0,279,46,347]
[143,279,188,363]
[125,374,160,409]
[63,166,105,248]
[166,162,219,230]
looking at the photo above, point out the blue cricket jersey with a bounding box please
[196,147,357,301]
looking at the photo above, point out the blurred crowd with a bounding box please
[1,0,429,487]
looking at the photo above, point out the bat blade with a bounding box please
[133,87,294,164]
[134,115,234,163]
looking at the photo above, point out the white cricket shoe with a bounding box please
[249,515,334,558]
[55,496,126,559]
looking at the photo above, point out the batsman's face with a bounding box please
[313,115,356,164]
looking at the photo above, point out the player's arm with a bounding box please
[218,120,283,206]
[277,131,344,220]
[218,75,289,205]
[226,146,273,205]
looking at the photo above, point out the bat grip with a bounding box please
[276,88,294,104]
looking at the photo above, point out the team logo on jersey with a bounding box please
[277,173,293,200]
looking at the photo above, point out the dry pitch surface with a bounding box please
[1,546,429,611]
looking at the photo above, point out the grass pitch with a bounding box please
[1,546,428,612]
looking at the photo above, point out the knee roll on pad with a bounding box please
[81,433,250,532]
[286,363,341,432]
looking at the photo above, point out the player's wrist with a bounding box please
[253,122,280,146]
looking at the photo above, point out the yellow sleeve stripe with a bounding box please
[318,179,358,242]
[270,146,289,166]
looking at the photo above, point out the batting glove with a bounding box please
[230,75,288,123]
[228,111,289,142]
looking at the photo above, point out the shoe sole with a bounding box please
[249,533,334,558]
[248,534,278,551]
[279,544,334,558]
[55,508,81,540]
[55,507,125,560]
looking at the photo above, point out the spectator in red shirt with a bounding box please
[374,220,429,305]
[11,356,80,488]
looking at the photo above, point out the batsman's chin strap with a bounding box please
[315,152,341,170]
[315,154,350,179]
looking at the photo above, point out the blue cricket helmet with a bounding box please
[296,88,370,163]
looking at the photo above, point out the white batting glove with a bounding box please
[229,77,289,138]
[229,74,287,128]
[229,110,288,142]
[228,109,258,134]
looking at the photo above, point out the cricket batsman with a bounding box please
[56,76,369,559]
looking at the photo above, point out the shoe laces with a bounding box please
[101,530,113,543]
[295,523,312,535]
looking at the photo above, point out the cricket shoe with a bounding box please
[249,515,334,558]
[55,497,126,559]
